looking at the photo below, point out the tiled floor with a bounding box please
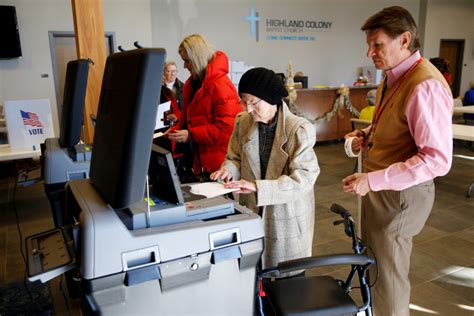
[0,141,473,315]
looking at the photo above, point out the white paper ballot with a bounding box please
[155,101,171,130]
[153,132,164,139]
[189,182,239,198]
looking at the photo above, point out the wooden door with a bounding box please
[440,39,465,97]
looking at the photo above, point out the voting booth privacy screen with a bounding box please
[90,48,166,209]
[4,99,54,151]
[59,59,89,148]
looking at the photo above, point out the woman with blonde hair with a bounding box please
[166,34,241,180]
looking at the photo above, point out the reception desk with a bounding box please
[295,86,377,141]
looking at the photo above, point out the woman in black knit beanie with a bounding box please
[211,67,320,278]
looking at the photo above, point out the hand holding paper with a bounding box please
[210,167,233,183]
[155,101,171,130]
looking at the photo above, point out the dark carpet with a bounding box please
[0,281,54,315]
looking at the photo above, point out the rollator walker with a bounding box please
[258,203,375,316]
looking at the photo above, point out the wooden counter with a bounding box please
[295,86,377,141]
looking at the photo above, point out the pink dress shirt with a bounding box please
[366,51,453,191]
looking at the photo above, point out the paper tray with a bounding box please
[26,227,76,283]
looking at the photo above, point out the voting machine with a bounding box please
[27,48,263,315]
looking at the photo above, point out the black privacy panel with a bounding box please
[90,48,166,209]
[59,59,89,148]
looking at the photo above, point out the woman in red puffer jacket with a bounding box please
[165,34,242,179]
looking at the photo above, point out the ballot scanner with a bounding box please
[26,48,264,315]
[42,59,91,228]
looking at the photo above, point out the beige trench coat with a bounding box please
[222,102,320,272]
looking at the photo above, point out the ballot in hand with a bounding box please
[210,167,232,184]
[162,109,172,126]
[167,113,178,125]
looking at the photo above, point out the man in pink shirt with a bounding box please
[343,6,453,316]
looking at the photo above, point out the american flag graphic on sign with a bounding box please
[20,110,43,128]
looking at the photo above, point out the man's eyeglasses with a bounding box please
[240,99,262,108]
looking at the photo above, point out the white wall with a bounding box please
[2,0,471,137]
[150,0,419,88]
[0,0,73,135]
[103,0,153,50]
[0,0,153,136]
[422,0,474,95]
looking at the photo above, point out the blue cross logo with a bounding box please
[244,2,260,42]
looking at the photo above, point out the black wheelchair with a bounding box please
[257,203,375,316]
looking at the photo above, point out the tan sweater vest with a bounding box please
[364,59,451,173]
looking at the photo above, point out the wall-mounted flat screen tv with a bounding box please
[0,5,22,59]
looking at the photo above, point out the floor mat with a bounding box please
[0,281,54,315]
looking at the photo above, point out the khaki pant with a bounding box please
[362,180,434,316]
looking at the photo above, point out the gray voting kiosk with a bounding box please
[27,48,264,315]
